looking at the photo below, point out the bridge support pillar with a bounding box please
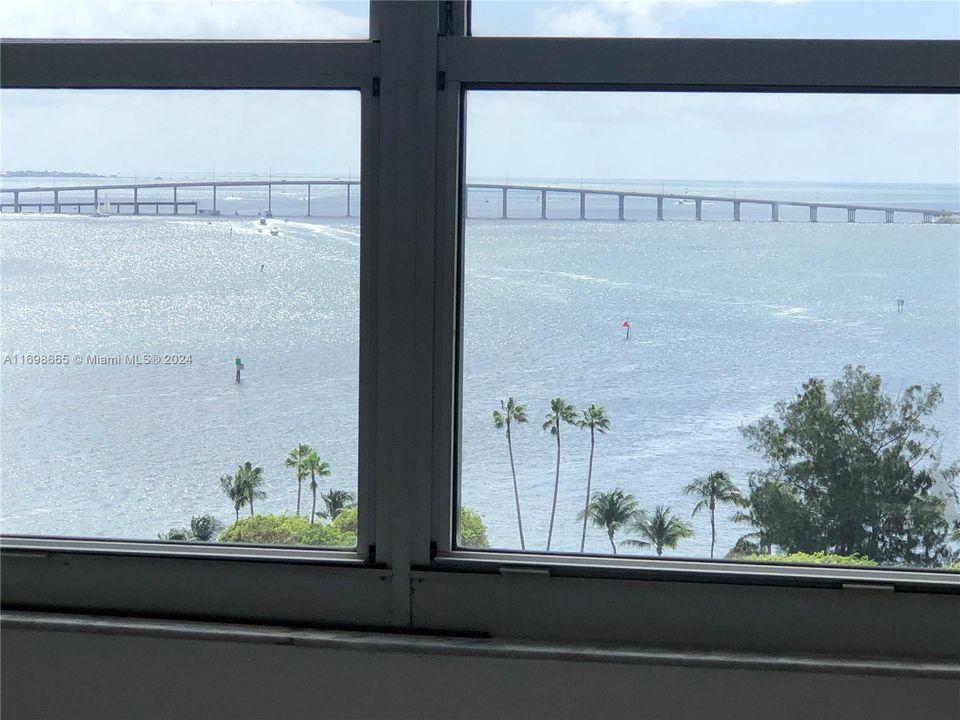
[213,186,217,214]
[579,192,586,220]
[346,183,351,217]
[268,184,272,214]
[847,208,856,223]
[173,186,177,216]
[14,191,21,213]
[809,206,818,222]
[733,201,741,221]
[656,196,663,220]
[307,185,311,216]
[502,187,507,219]
[618,194,625,220]
[771,203,779,222]
[695,199,702,221]
[923,212,933,223]
[134,187,140,215]
[885,210,895,223]
[93,189,98,213]
[54,189,60,214]
[541,189,547,219]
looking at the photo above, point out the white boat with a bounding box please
[95,195,110,216]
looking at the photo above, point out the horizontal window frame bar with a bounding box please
[408,568,960,659]
[432,551,960,593]
[441,37,960,91]
[1,545,393,628]
[0,536,370,564]
[0,40,378,89]
[6,610,959,679]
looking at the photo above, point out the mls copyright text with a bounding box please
[2,352,194,367]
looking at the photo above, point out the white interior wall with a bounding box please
[3,622,959,720]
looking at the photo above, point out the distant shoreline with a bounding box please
[0,170,117,179]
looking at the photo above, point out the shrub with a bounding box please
[332,505,358,533]
[219,513,356,547]
[459,507,489,549]
[742,551,877,566]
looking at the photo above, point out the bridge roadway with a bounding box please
[0,179,952,223]
[0,180,358,217]
[468,183,950,223]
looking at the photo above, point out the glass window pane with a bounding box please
[1,0,368,40]
[458,90,960,570]
[471,1,960,40]
[1,89,361,547]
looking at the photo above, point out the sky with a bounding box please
[1,1,957,40]
[1,1,958,184]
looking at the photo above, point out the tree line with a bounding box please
[493,366,960,567]
[159,442,356,544]
[161,442,492,549]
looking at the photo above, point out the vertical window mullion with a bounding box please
[372,0,441,625]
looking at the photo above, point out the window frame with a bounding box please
[1,30,386,627]
[2,2,959,655]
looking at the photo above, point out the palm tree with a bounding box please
[576,489,639,554]
[625,505,695,556]
[543,397,577,551]
[319,488,354,521]
[189,513,223,541]
[730,502,772,556]
[577,404,610,553]
[683,470,744,559]
[285,443,313,516]
[220,470,247,522]
[160,513,224,542]
[237,461,266,516]
[303,451,331,524]
[493,397,529,550]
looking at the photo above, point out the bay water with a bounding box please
[2,179,957,558]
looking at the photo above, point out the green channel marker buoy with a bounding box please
[235,357,244,383]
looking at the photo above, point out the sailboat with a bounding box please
[96,194,110,216]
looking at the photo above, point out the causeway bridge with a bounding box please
[468,183,952,223]
[0,179,358,217]
[0,179,953,223]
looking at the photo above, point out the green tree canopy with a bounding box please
[331,505,358,533]
[458,507,490,549]
[740,365,958,566]
[741,551,877,566]
[219,513,355,547]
